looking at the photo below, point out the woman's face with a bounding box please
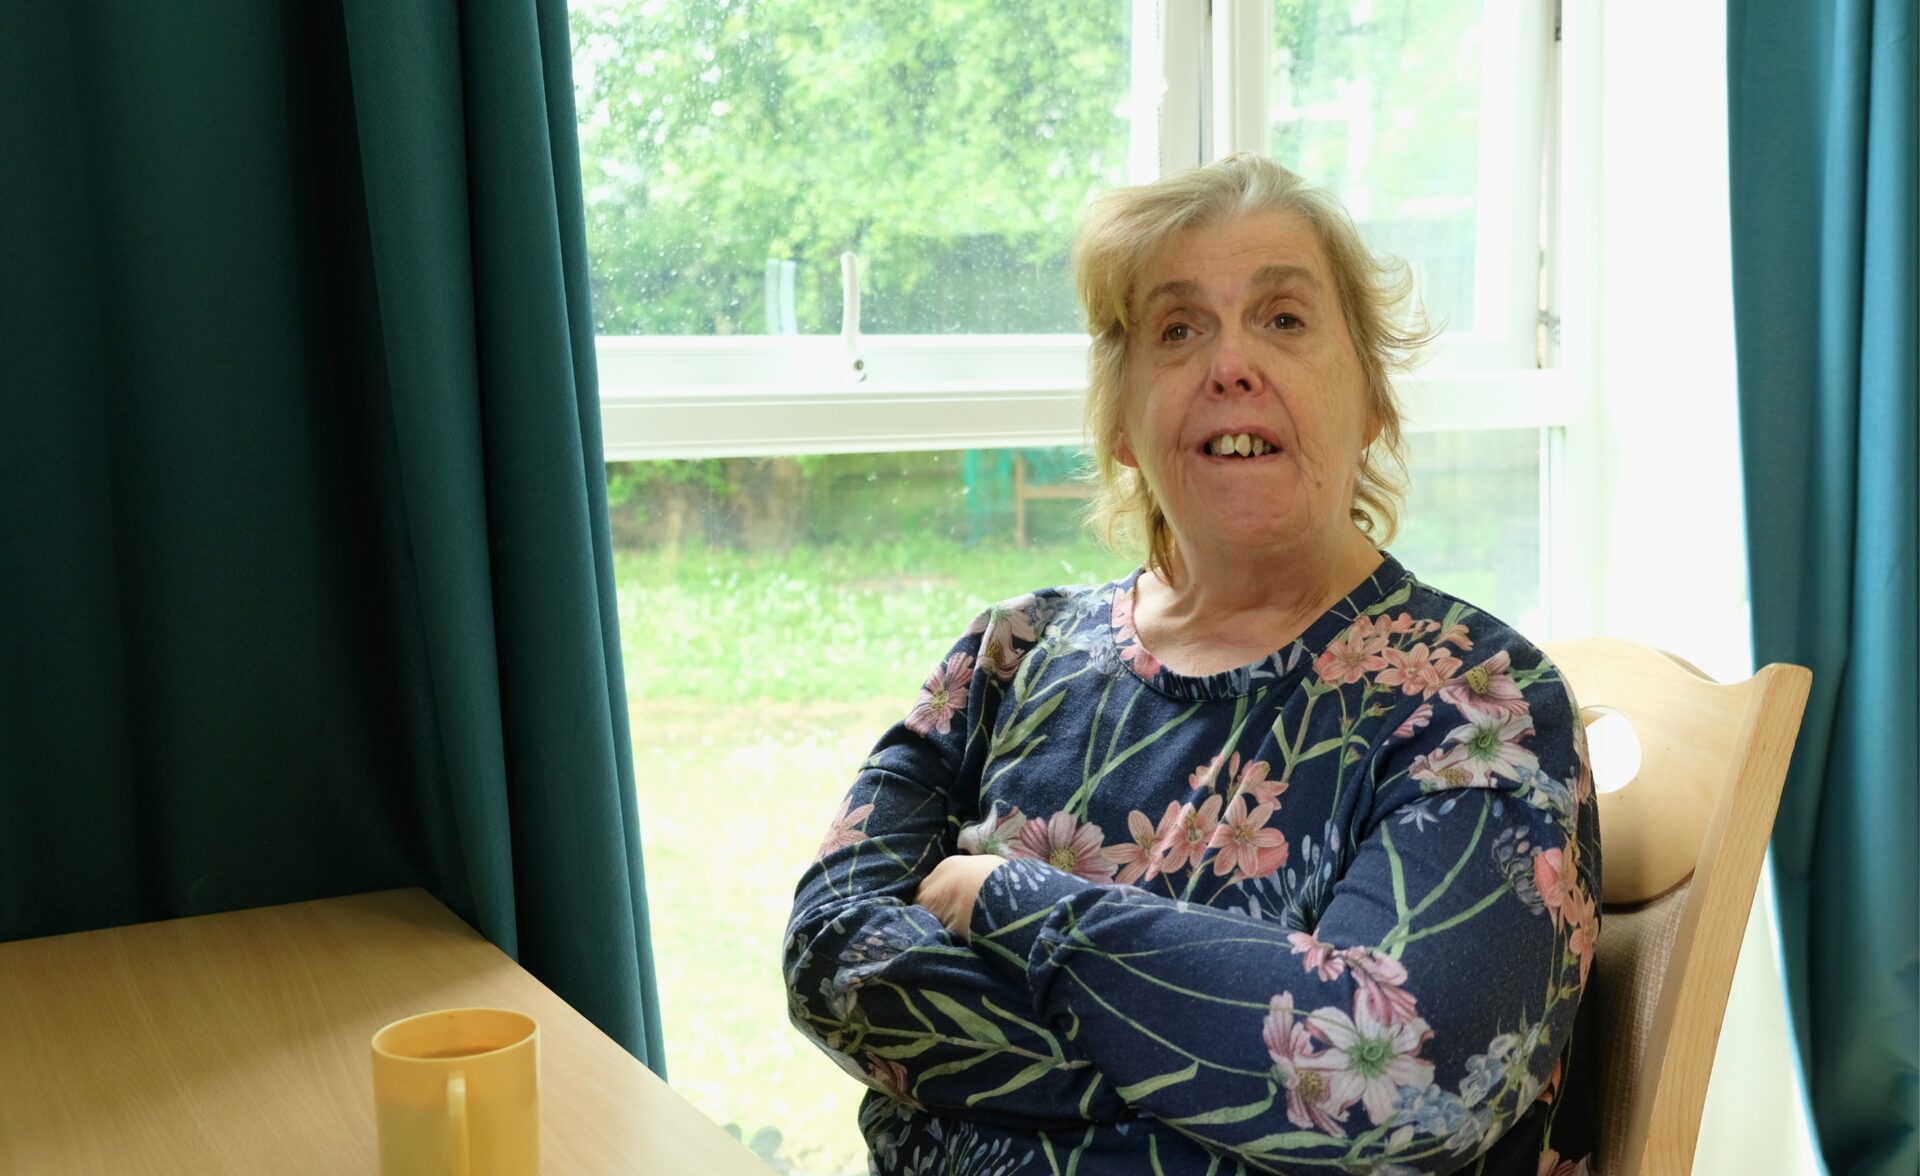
[1118,211,1375,563]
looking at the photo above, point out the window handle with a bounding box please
[840,251,867,382]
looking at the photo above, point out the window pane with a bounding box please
[571,2,1138,337]
[612,448,1124,1174]
[1392,429,1544,632]
[1270,0,1487,331]
[609,438,1539,1173]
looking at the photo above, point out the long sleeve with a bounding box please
[783,599,1127,1129]
[968,647,1598,1173]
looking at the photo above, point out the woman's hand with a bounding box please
[914,854,1008,939]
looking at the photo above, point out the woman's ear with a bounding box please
[1116,434,1138,469]
[1362,405,1383,449]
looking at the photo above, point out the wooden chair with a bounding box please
[1541,639,1810,1175]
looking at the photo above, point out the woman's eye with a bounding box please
[1271,313,1303,330]
[1161,323,1192,342]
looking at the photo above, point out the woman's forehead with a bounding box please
[1135,211,1334,298]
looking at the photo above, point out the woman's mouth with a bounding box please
[1198,431,1281,459]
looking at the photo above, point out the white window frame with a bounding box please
[593,0,1602,631]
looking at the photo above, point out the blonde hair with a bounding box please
[1075,153,1431,580]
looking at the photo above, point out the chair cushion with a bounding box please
[1593,880,1690,1174]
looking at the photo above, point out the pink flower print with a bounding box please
[1188,753,1230,792]
[1264,993,1356,1137]
[1013,811,1117,882]
[864,1054,922,1109]
[1206,793,1290,879]
[1309,1000,1436,1128]
[1532,847,1579,928]
[905,652,975,736]
[1566,894,1598,988]
[1315,622,1390,685]
[1538,1149,1593,1176]
[1538,1058,1564,1105]
[1288,932,1348,982]
[816,795,875,859]
[1342,948,1421,1026]
[966,596,1040,680]
[1233,757,1286,806]
[1392,702,1434,739]
[1109,585,1162,676]
[1189,752,1282,804]
[1409,745,1477,790]
[1154,794,1223,875]
[1372,612,1421,636]
[964,594,1040,641]
[1439,649,1529,722]
[1101,802,1179,885]
[977,631,1022,681]
[957,802,1027,857]
[1441,713,1541,788]
[1377,643,1464,698]
[1572,724,1595,803]
[1435,621,1475,650]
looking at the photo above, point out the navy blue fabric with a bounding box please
[786,555,1601,1174]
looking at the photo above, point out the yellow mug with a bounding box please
[371,1008,540,1176]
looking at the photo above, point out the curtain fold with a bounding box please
[1728,2,1916,1171]
[0,2,663,1071]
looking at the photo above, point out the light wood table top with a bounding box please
[0,887,772,1175]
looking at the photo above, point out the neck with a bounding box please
[1133,524,1383,671]
[1161,523,1380,616]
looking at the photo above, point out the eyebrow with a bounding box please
[1250,263,1322,292]
[1137,264,1323,311]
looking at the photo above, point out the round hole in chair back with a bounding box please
[1583,707,1642,795]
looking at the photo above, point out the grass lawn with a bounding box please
[617,536,1129,1175]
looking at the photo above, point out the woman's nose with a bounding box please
[1207,328,1258,394]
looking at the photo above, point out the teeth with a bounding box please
[1209,433,1273,457]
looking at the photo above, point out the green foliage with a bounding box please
[605,458,734,511]
[604,448,1095,551]
[572,0,1490,340]
[571,0,1132,337]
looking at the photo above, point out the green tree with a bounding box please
[570,0,1133,337]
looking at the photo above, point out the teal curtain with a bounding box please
[0,3,665,1071]
[1729,1,1915,1171]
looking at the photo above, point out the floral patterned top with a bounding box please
[785,554,1600,1175]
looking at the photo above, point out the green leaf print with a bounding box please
[991,688,1067,758]
[1164,1082,1279,1126]
[1363,582,1413,615]
[1115,1060,1200,1100]
[967,1057,1071,1105]
[922,989,1012,1047]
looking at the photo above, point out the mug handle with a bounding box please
[446,1072,471,1176]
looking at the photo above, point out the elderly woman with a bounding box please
[784,154,1600,1175]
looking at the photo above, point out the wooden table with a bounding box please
[0,888,773,1175]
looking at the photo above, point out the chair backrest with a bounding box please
[1540,638,1810,1176]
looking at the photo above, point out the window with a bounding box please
[573,2,1589,1171]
